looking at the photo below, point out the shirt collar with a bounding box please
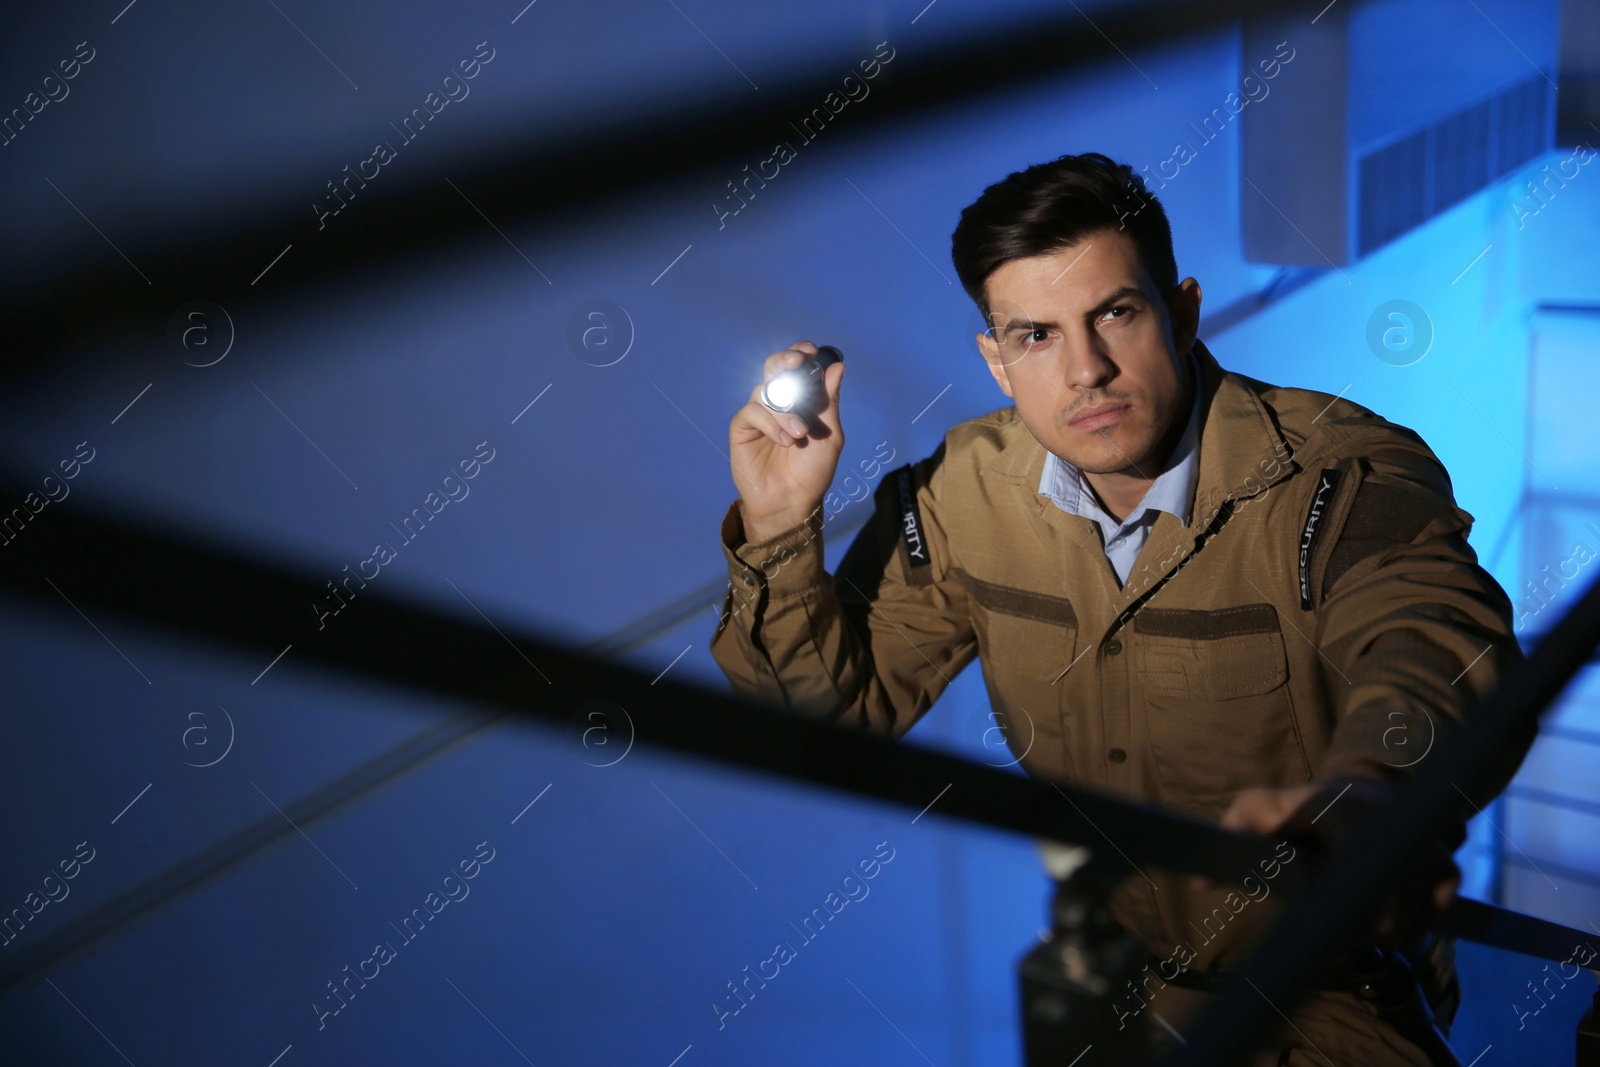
[1037,347,1205,528]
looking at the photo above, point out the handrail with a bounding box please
[3,483,1595,1039]
[0,487,1306,993]
[2,0,1300,376]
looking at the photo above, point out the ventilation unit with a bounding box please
[1242,0,1559,265]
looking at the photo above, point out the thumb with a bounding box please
[816,358,845,432]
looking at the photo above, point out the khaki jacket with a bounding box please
[709,339,1527,1017]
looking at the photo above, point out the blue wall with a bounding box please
[2,1,1596,1063]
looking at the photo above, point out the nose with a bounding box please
[1061,331,1116,390]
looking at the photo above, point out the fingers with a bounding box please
[1216,788,1264,832]
[1434,864,1462,912]
[1218,785,1304,834]
[764,386,813,442]
[734,392,810,448]
[752,342,843,441]
[1200,790,1291,893]
[762,341,818,381]
[1374,849,1459,947]
[812,358,846,435]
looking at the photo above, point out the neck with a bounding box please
[1082,471,1153,526]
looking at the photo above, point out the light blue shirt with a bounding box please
[1037,351,1203,587]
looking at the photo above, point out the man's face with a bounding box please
[975,229,1201,479]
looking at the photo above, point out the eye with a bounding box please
[1101,305,1135,323]
[1026,328,1051,344]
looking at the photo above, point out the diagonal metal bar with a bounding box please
[3,0,1298,379]
[2,485,1594,1020]
[1443,897,1600,967]
[0,497,872,994]
[0,484,1306,997]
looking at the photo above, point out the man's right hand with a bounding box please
[728,340,847,545]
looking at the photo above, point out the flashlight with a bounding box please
[761,345,843,415]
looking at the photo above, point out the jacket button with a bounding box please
[755,661,769,674]
[1109,747,1127,763]
[1105,639,1123,656]
[742,574,755,585]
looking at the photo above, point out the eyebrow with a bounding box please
[998,286,1146,332]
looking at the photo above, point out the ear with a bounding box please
[976,331,1015,399]
[1167,277,1203,356]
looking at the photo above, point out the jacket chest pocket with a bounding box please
[1131,604,1310,817]
[955,569,1077,777]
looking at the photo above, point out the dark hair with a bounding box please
[950,152,1177,317]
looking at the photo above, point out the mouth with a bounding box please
[1068,401,1131,432]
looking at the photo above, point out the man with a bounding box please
[710,152,1530,1064]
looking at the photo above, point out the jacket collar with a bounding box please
[987,338,1294,530]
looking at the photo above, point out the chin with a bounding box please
[1071,434,1154,474]
[1072,454,1130,476]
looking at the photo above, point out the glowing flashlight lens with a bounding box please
[765,376,800,410]
[760,344,842,414]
